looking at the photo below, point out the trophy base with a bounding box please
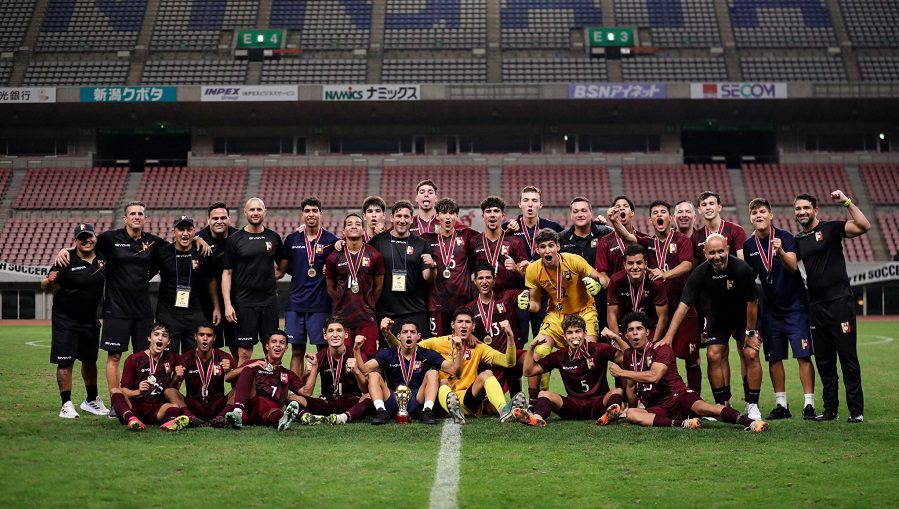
[395,414,411,424]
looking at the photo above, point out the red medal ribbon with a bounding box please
[654,232,674,271]
[195,351,216,398]
[364,230,371,243]
[477,296,495,340]
[327,348,346,396]
[483,232,505,273]
[613,232,627,259]
[437,229,457,273]
[416,215,435,235]
[548,260,564,311]
[629,273,647,313]
[146,351,160,383]
[705,220,725,239]
[304,228,323,273]
[632,341,652,373]
[521,223,538,256]
[754,228,777,276]
[346,247,365,288]
[397,345,417,386]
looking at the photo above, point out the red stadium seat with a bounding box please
[381,164,487,208]
[622,164,732,207]
[14,167,127,210]
[743,163,852,206]
[502,163,610,207]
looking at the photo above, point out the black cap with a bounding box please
[173,215,195,228]
[73,223,95,238]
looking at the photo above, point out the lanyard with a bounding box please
[391,237,409,273]
[174,249,193,288]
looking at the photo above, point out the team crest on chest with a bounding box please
[815,231,824,242]
[726,280,734,290]
[265,241,273,252]
[406,246,415,255]
[280,372,288,383]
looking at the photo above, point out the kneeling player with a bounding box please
[292,316,373,425]
[356,319,462,425]
[109,323,190,432]
[514,315,625,427]
[169,323,239,426]
[610,312,767,432]
[224,330,307,431]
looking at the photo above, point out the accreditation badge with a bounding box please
[175,285,191,308]
[392,272,407,292]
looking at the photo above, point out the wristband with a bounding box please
[843,198,852,208]
[745,329,757,337]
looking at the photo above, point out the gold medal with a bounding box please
[556,303,563,312]
[443,268,451,279]
[147,375,157,384]
[307,267,317,278]
[265,363,274,371]
[351,281,360,294]
[483,335,491,344]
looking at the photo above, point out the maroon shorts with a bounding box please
[672,313,700,363]
[645,390,703,421]
[303,395,361,415]
[130,398,166,423]
[245,396,282,424]
[344,323,379,357]
[185,396,228,420]
[557,395,608,420]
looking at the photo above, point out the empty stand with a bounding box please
[622,164,733,206]
[0,0,35,50]
[265,213,345,237]
[839,0,899,47]
[877,213,899,258]
[858,56,899,83]
[382,58,487,83]
[729,0,836,47]
[14,167,127,210]
[741,56,847,81]
[137,166,247,209]
[293,0,372,50]
[37,0,144,52]
[773,213,873,262]
[742,163,852,205]
[259,166,367,209]
[502,57,607,82]
[151,0,258,51]
[22,60,129,86]
[141,59,248,85]
[385,0,486,49]
[0,217,114,266]
[261,58,367,84]
[621,57,727,81]
[614,0,721,47]
[380,164,488,208]
[0,168,11,201]
[502,163,610,207]
[0,62,12,86]
[500,0,603,48]
[860,164,899,205]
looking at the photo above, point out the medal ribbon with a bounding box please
[398,345,417,386]
[146,351,159,383]
[521,223,538,256]
[631,341,651,374]
[346,247,365,288]
[754,228,777,277]
[653,232,674,271]
[416,215,434,235]
[483,232,505,273]
[327,348,345,396]
[705,220,725,239]
[437,230,456,273]
[477,296,495,340]
[304,228,323,273]
[550,261,563,311]
[629,273,647,313]
[195,351,216,398]
[613,232,626,259]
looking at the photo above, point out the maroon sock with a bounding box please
[163,406,182,420]
[686,364,702,394]
[528,387,540,402]
[262,409,284,427]
[233,368,255,409]
[180,406,197,418]
[221,404,236,414]
[606,392,624,410]
[532,397,553,419]
[346,399,373,421]
[110,393,133,423]
[652,414,684,427]
[720,406,754,427]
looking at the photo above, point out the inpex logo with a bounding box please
[204,87,241,99]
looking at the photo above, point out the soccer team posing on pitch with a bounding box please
[43,179,872,432]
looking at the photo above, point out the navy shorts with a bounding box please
[761,310,813,362]
[285,311,327,346]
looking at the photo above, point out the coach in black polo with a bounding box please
[794,190,872,423]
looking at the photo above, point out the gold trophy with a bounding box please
[395,385,412,424]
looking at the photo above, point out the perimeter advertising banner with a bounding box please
[0,88,56,104]
[690,82,788,99]
[323,84,421,101]
[200,85,298,102]
[568,83,666,99]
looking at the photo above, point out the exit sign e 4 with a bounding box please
[236,29,284,49]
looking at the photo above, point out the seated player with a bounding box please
[355,319,462,425]
[108,323,190,432]
[168,323,239,427]
[513,315,625,427]
[223,330,308,431]
[609,311,768,432]
[397,308,526,424]
[292,316,373,425]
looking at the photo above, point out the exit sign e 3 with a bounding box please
[587,27,635,47]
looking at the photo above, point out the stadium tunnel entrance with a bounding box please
[96,129,190,170]
[682,129,777,167]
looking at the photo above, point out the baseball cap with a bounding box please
[173,215,195,228]
[73,223,95,238]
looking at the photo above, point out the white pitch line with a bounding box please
[859,335,895,346]
[429,421,462,509]
[25,340,50,348]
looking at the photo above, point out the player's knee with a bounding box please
[706,348,724,363]
[478,369,494,380]
[537,390,552,399]
[56,363,74,371]
[107,352,122,362]
[109,387,122,395]
[424,369,439,381]
[367,371,383,383]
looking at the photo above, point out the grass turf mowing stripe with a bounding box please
[429,422,462,509]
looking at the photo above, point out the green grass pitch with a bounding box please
[1,322,898,508]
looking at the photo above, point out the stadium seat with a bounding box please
[501,0,603,48]
[270,0,372,50]
[876,212,899,258]
[23,61,129,86]
[502,57,607,82]
[0,1,35,51]
[385,0,486,49]
[382,59,487,83]
[839,0,899,47]
[502,163,611,207]
[151,0,258,51]
[622,164,732,207]
[621,57,727,81]
[261,59,367,84]
[860,164,899,205]
[265,212,344,237]
[14,167,127,210]
[729,0,837,47]
[259,166,368,209]
[742,163,852,206]
[0,217,114,265]
[614,0,721,47]
[380,164,488,208]
[137,166,247,209]
[36,0,144,52]
[773,212,873,262]
[141,60,248,85]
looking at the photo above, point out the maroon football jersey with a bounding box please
[467,232,528,292]
[324,245,385,327]
[595,230,649,275]
[607,270,668,327]
[537,343,617,400]
[121,350,177,403]
[466,290,520,351]
[622,344,686,409]
[410,215,466,236]
[178,348,234,400]
[423,228,478,312]
[638,231,694,297]
[691,220,748,262]
[315,348,367,398]
[244,360,304,406]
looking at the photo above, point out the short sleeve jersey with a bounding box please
[743,229,809,312]
[466,290,520,351]
[410,215,466,237]
[690,220,748,262]
[606,271,668,326]
[314,348,367,398]
[150,244,211,312]
[368,232,432,315]
[423,228,479,312]
[795,220,852,304]
[49,249,106,321]
[623,343,686,409]
[95,228,165,318]
[283,228,338,312]
[511,217,565,261]
[121,350,177,403]
[559,224,612,267]
[178,348,235,400]
[242,361,304,406]
[324,245,385,327]
[637,230,694,299]
[595,230,650,275]
[196,226,239,317]
[220,227,285,307]
[373,346,446,391]
[466,232,528,292]
[680,256,757,327]
[525,253,595,314]
[419,336,508,392]
[537,343,618,400]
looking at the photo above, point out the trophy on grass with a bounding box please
[395,385,412,424]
